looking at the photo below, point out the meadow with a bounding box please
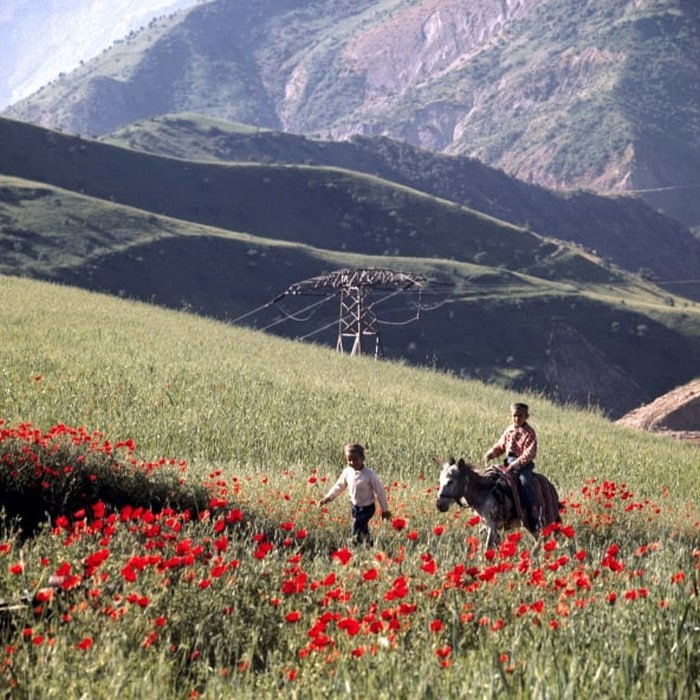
[1,275,698,698]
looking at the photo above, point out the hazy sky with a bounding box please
[0,0,199,109]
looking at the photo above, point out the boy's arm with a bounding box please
[319,470,348,505]
[484,428,508,462]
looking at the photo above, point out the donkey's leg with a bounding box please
[484,516,501,550]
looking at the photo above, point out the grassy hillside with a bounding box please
[0,275,697,696]
[4,169,700,417]
[2,273,697,497]
[2,272,698,490]
[101,113,700,297]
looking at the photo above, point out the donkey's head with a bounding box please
[435,457,467,512]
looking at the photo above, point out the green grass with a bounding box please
[1,275,698,697]
[4,164,700,420]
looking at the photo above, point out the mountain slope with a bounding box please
[2,112,700,418]
[0,117,617,285]
[0,0,198,109]
[102,113,700,300]
[3,0,698,227]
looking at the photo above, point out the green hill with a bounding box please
[1,273,697,697]
[2,116,700,416]
[102,113,700,298]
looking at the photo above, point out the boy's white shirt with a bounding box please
[323,466,389,511]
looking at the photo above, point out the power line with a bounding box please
[259,294,335,331]
[232,267,449,358]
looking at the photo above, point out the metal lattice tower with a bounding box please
[286,268,426,358]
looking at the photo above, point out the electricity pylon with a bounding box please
[286,268,426,358]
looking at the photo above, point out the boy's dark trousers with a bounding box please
[506,457,538,531]
[515,463,537,531]
[351,503,376,544]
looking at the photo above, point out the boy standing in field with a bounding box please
[484,402,538,530]
[319,443,392,545]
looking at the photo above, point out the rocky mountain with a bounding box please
[0,0,199,109]
[3,0,699,228]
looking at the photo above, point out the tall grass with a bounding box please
[1,275,698,698]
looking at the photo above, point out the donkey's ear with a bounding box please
[457,457,466,468]
[448,457,456,465]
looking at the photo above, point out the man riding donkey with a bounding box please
[483,402,542,533]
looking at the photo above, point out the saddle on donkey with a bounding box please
[485,464,561,535]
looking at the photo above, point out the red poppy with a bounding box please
[392,518,407,530]
[121,565,137,583]
[77,637,93,650]
[429,619,444,633]
[362,568,378,581]
[286,611,301,623]
[337,617,361,635]
[225,508,244,524]
[331,548,352,565]
[254,542,273,560]
[421,560,437,575]
[34,589,53,603]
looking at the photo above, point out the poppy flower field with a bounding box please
[0,419,697,698]
[1,277,699,697]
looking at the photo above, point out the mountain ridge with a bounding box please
[2,115,700,417]
[102,113,700,300]
[4,0,698,227]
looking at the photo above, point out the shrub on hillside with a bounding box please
[0,421,210,537]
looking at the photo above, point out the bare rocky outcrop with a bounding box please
[616,379,700,446]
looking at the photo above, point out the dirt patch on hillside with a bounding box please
[616,379,700,447]
[543,323,648,418]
